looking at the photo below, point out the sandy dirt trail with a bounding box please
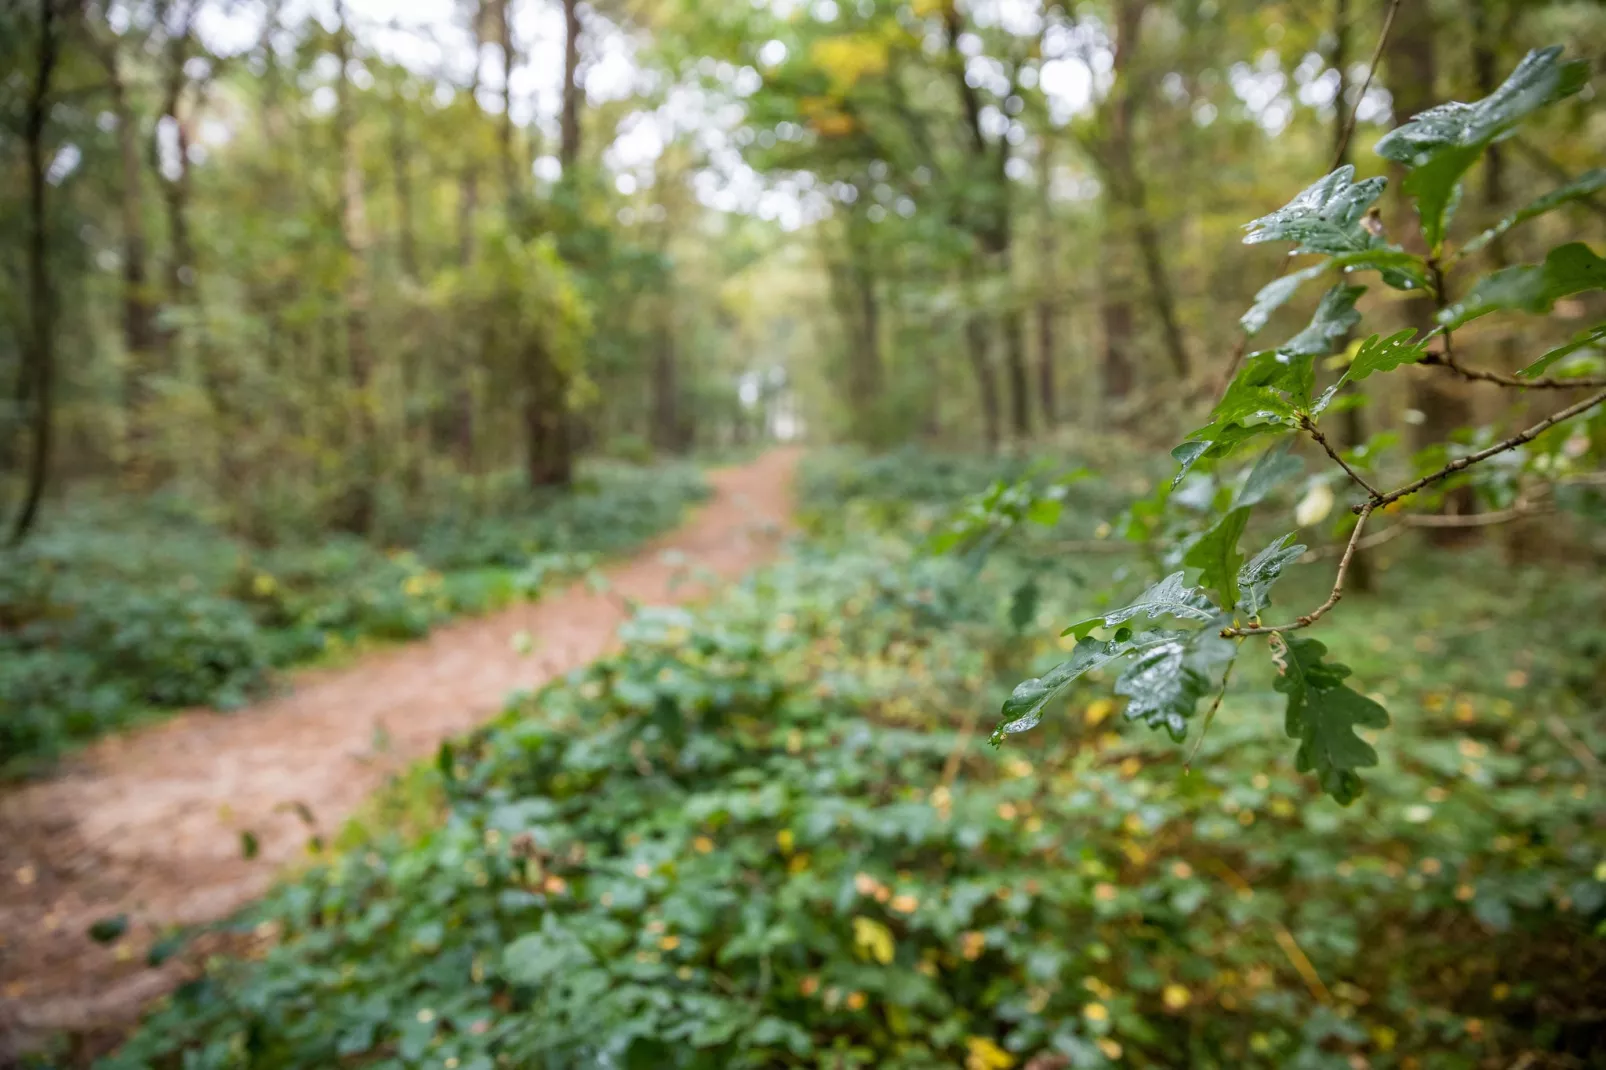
[0,449,799,1059]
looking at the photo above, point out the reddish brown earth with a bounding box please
[0,449,799,1061]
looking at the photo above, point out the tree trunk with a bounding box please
[651,308,680,454]
[333,0,378,534]
[560,0,581,174]
[964,311,1001,452]
[390,91,418,279]
[1105,0,1190,381]
[1386,0,1476,543]
[1002,294,1031,440]
[10,0,58,544]
[97,29,160,485]
[1035,137,1058,428]
[499,0,519,205]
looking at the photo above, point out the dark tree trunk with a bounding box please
[1104,0,1190,381]
[1386,0,1476,543]
[332,0,377,534]
[1101,280,1135,402]
[964,313,1001,452]
[560,0,581,174]
[1035,138,1058,427]
[11,0,58,544]
[95,29,160,484]
[498,0,518,205]
[390,92,418,279]
[651,317,680,454]
[1002,298,1031,439]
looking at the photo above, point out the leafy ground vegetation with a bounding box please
[0,463,706,773]
[86,452,1605,1070]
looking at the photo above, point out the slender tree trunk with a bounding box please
[1105,0,1190,381]
[651,308,680,453]
[499,0,519,205]
[97,32,161,484]
[390,93,418,279]
[11,0,58,544]
[963,308,1001,452]
[1001,283,1031,439]
[560,0,581,175]
[1386,0,1476,542]
[333,0,378,533]
[1035,137,1058,428]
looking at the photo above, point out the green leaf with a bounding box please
[1114,633,1235,743]
[1063,572,1217,639]
[241,830,259,860]
[1438,242,1606,330]
[994,630,1180,741]
[1328,247,1432,292]
[1240,264,1327,336]
[1009,577,1040,632]
[1462,169,1606,256]
[1235,441,1303,509]
[504,920,597,986]
[1170,440,1212,488]
[1279,284,1365,359]
[1519,322,1606,378]
[1243,166,1386,255]
[1183,506,1250,611]
[1376,47,1589,249]
[1236,533,1306,619]
[1338,330,1430,387]
[89,914,129,944]
[1272,636,1390,804]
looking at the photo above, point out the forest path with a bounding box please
[0,448,800,1059]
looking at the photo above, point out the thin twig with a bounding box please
[1358,388,1606,512]
[1207,861,1332,1005]
[1420,350,1606,390]
[1301,416,1382,497]
[1328,0,1400,184]
[1212,0,1403,402]
[1222,504,1373,637]
[1186,650,1237,767]
[1312,497,1551,557]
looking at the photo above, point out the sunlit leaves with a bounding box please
[1461,169,1606,257]
[1272,636,1390,804]
[1243,166,1386,255]
[810,34,890,93]
[1376,47,1589,249]
[1438,243,1606,330]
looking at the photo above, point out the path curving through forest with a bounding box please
[0,449,800,1059]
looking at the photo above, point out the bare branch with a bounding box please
[1357,388,1606,513]
[1222,504,1374,638]
[1420,350,1606,390]
[1301,416,1381,497]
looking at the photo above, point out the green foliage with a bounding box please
[0,464,707,772]
[102,500,1606,1068]
[1375,46,1589,249]
[1438,242,1606,330]
[985,43,1606,804]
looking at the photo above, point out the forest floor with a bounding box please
[0,448,800,1059]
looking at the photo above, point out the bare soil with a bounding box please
[0,449,799,1060]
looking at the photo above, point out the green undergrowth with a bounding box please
[91,455,1605,1070]
[0,462,708,774]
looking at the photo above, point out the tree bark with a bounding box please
[1104,0,1190,381]
[1386,0,1476,543]
[11,0,59,544]
[560,0,581,174]
[1035,137,1058,427]
[963,307,1001,452]
[498,0,519,205]
[333,0,378,533]
[91,17,160,484]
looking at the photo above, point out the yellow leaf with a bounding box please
[1162,983,1190,1010]
[809,34,889,92]
[1295,482,1335,527]
[852,916,895,965]
[1083,1001,1109,1022]
[1085,698,1115,726]
[776,829,794,854]
[965,1036,1015,1070]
